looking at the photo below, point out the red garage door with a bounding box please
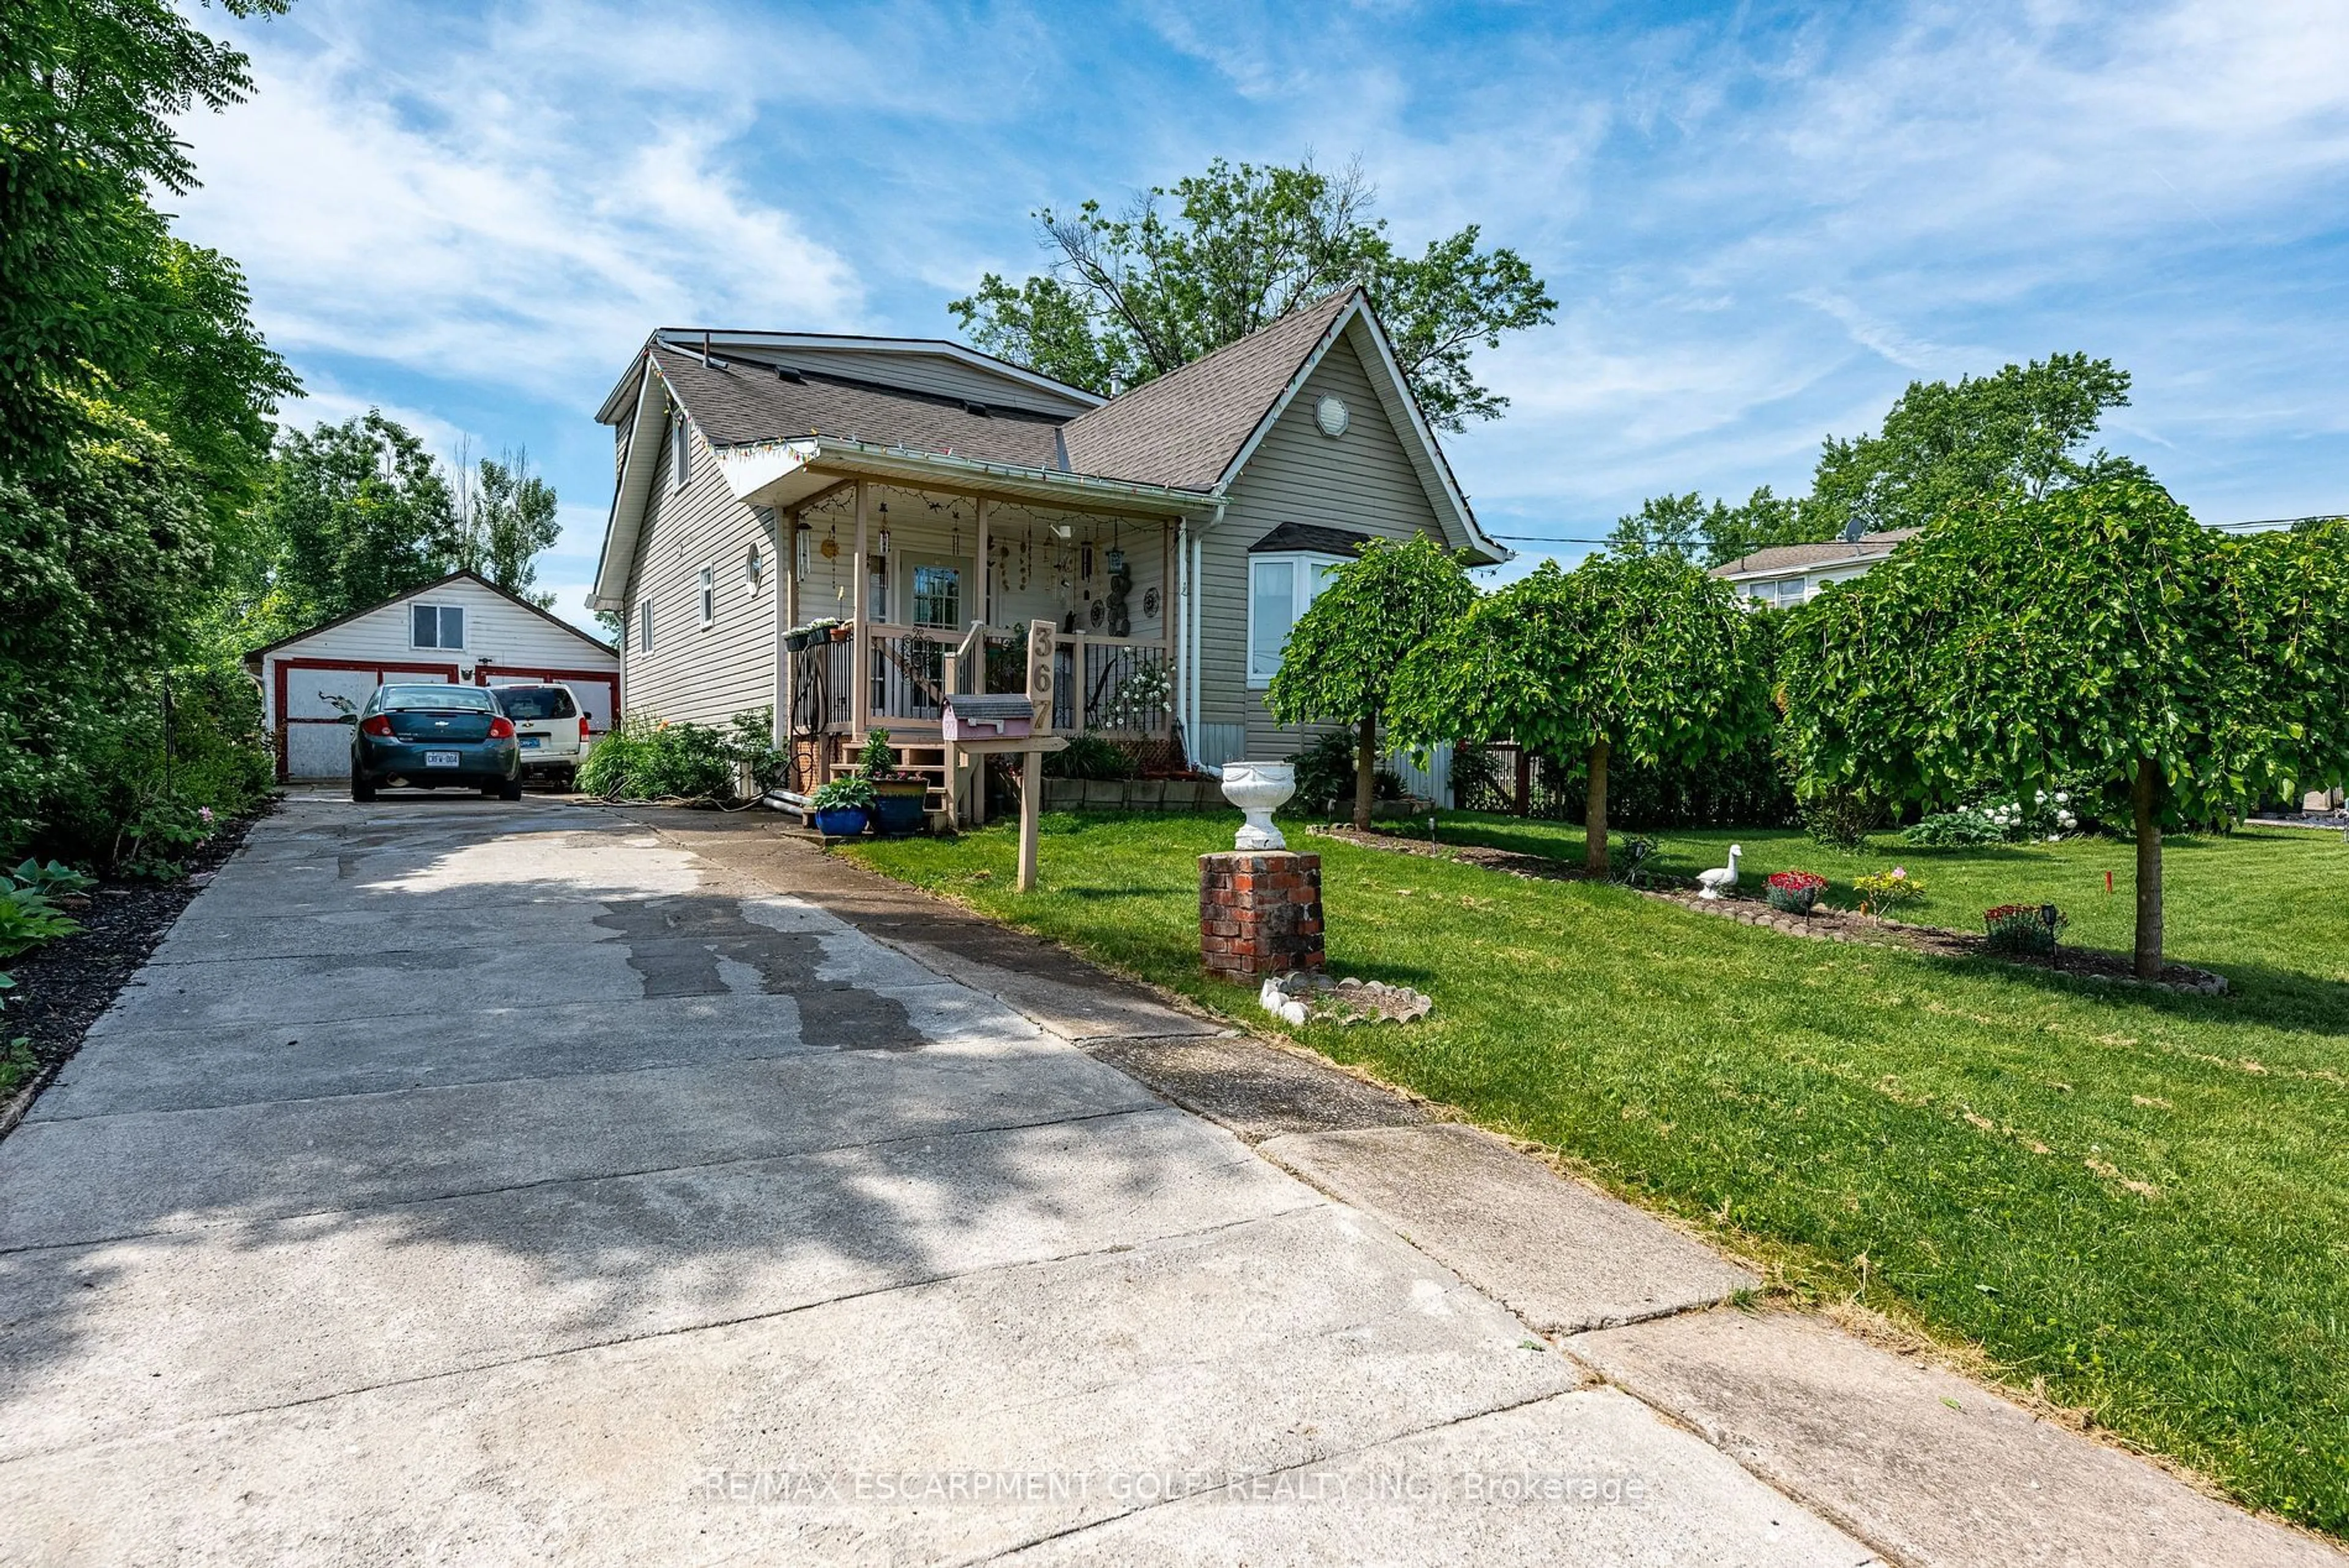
[273,659,461,781]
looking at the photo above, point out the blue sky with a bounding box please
[170,0,2349,626]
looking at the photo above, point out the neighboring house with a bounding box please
[1709,528,1919,607]
[587,285,1506,797]
[247,570,620,781]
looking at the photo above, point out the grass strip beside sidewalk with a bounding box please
[848,810,2349,1538]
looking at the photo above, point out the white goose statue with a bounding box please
[1697,844,1743,901]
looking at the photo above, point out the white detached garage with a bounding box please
[247,571,622,781]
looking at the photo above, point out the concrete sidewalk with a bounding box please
[0,797,1872,1565]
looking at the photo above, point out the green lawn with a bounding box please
[848,811,2349,1536]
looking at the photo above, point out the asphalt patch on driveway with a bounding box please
[594,895,925,1051]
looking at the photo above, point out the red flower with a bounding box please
[1767,871,1829,894]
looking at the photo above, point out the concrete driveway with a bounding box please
[0,797,1871,1564]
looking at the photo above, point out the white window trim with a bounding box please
[697,565,716,628]
[638,597,655,655]
[670,411,691,490]
[1246,551,1348,689]
[409,601,466,651]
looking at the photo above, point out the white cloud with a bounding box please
[172,0,864,398]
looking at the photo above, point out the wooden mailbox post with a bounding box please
[933,619,1065,892]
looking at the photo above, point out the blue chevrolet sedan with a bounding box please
[351,684,522,801]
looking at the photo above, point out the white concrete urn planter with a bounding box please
[1220,762,1296,851]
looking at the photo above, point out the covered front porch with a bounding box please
[730,444,1208,806]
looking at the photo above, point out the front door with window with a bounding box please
[904,560,968,629]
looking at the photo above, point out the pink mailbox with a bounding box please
[941,693,1035,741]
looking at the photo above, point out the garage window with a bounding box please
[410,603,465,650]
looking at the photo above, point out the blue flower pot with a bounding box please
[870,787,929,836]
[812,806,868,837]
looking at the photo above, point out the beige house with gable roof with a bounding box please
[1709,527,1920,608]
[587,286,1505,806]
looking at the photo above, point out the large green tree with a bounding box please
[0,393,211,852]
[1393,554,1770,873]
[1778,480,2349,978]
[1267,536,1476,830]
[456,449,562,605]
[245,413,462,633]
[1613,354,2143,567]
[950,157,1555,431]
[0,0,292,477]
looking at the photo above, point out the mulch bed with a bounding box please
[1313,824,2228,997]
[0,803,272,1137]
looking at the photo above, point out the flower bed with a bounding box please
[1317,825,2226,995]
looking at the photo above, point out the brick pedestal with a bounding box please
[1200,851,1324,979]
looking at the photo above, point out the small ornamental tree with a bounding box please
[1390,553,1770,874]
[1779,481,2349,979]
[1268,536,1475,830]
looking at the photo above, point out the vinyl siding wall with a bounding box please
[620,410,781,728]
[1194,332,1449,760]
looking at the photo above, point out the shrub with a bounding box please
[577,715,739,802]
[1906,790,2082,847]
[1450,740,1505,809]
[1289,729,1401,816]
[1,664,272,873]
[1765,869,1828,913]
[1613,834,1660,887]
[725,708,787,796]
[1904,809,2005,847]
[1984,902,2067,955]
[1042,732,1134,781]
[1802,790,1884,851]
[1853,866,1924,922]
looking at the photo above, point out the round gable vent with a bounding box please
[1313,395,1350,439]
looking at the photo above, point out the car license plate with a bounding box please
[424,750,459,768]
[520,736,541,749]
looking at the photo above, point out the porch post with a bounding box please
[774,507,799,749]
[851,480,870,738]
[974,497,990,625]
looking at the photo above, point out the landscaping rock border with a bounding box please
[1313,825,2230,997]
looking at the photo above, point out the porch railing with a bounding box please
[1072,637,1171,736]
[867,623,951,723]
[826,620,1172,738]
[789,633,854,736]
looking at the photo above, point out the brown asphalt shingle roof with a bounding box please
[1058,288,1358,490]
[650,347,1065,471]
[644,288,1362,496]
[1711,529,1920,577]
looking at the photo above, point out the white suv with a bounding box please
[489,683,591,784]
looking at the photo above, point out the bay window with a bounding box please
[1248,552,1345,687]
